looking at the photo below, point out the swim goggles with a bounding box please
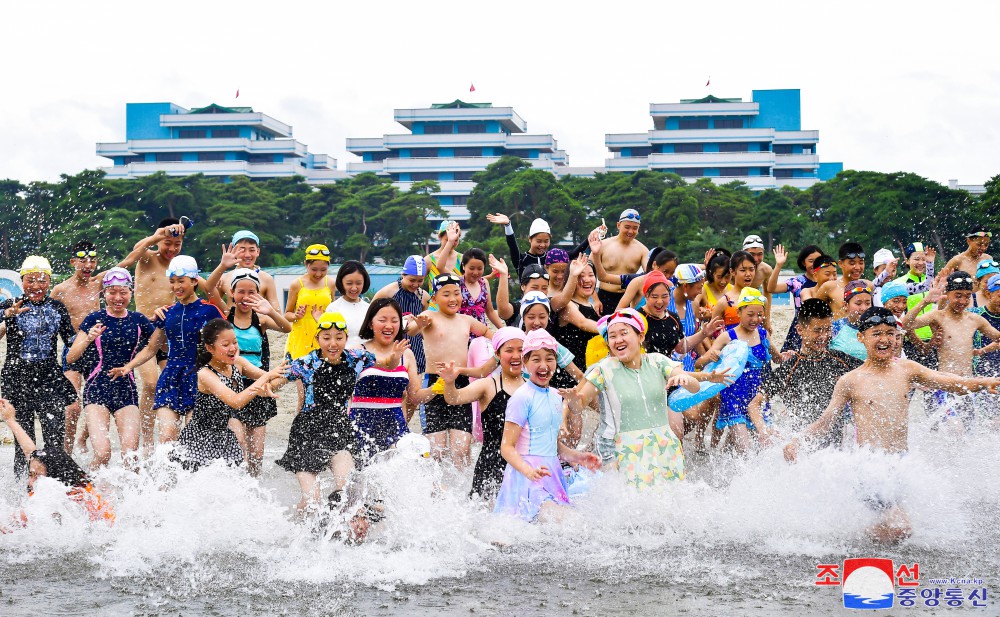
[522,271,550,280]
[619,209,641,223]
[841,252,865,260]
[859,314,898,328]
[977,260,1000,269]
[307,248,330,256]
[949,276,974,284]
[316,313,348,331]
[736,287,767,308]
[967,231,992,238]
[230,268,261,290]
[74,250,98,258]
[102,268,133,288]
[433,274,461,290]
[811,256,837,271]
[844,281,874,301]
[519,291,551,315]
[743,235,764,249]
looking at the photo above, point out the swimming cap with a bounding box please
[872,248,895,268]
[432,273,461,292]
[316,312,348,331]
[19,256,53,277]
[736,287,767,309]
[595,314,611,340]
[519,291,551,316]
[395,433,431,459]
[742,234,764,250]
[856,306,898,333]
[402,255,426,277]
[903,242,925,259]
[230,268,260,291]
[976,259,1000,280]
[544,248,569,266]
[945,271,974,292]
[492,327,526,353]
[528,218,551,237]
[437,220,455,236]
[165,255,199,279]
[304,244,331,262]
[674,263,705,284]
[844,280,874,302]
[522,329,558,356]
[619,208,641,223]
[987,273,1000,293]
[966,229,991,238]
[642,270,671,296]
[519,264,549,285]
[101,267,133,288]
[231,230,260,246]
[811,255,837,271]
[879,281,909,303]
[606,308,646,338]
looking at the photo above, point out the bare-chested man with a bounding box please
[407,274,490,467]
[592,209,648,316]
[217,230,280,310]
[743,234,774,327]
[784,306,1000,544]
[903,272,1000,431]
[116,218,189,453]
[806,242,866,320]
[943,229,992,278]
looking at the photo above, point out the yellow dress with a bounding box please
[285,276,333,359]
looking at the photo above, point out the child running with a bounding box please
[284,244,338,360]
[668,264,711,370]
[458,249,505,331]
[830,280,875,360]
[65,268,156,470]
[767,244,823,351]
[275,313,377,512]
[711,251,758,328]
[494,329,600,521]
[326,260,371,348]
[972,274,1000,421]
[439,327,527,500]
[172,319,286,471]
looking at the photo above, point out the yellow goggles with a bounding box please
[317,318,348,331]
[74,250,98,258]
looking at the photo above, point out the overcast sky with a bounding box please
[3,1,999,187]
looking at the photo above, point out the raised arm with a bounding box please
[438,360,493,406]
[767,245,789,293]
[912,362,1000,395]
[551,253,586,312]
[694,329,730,370]
[487,214,523,276]
[117,225,181,270]
[493,255,515,321]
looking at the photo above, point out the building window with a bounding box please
[410,172,439,181]
[675,168,704,177]
[758,142,770,152]
[629,147,653,157]
[120,155,143,165]
[453,171,476,181]
[178,129,207,139]
[370,151,390,161]
[212,129,240,138]
[410,148,438,158]
[718,142,749,153]
[452,195,469,205]
[155,153,183,162]
[714,118,743,129]
[719,167,750,177]
[424,124,452,134]
[773,144,794,155]
[248,154,273,164]
[774,169,795,178]
[198,152,226,161]
[456,123,487,134]
[758,167,771,176]
[679,119,709,130]
[453,147,482,157]
[673,143,703,153]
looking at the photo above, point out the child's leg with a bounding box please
[448,429,472,469]
[135,360,160,455]
[156,407,183,443]
[114,405,141,471]
[731,423,752,455]
[246,425,267,477]
[294,471,320,511]
[227,418,250,466]
[329,450,355,492]
[85,404,113,469]
[64,370,87,452]
[426,431,449,462]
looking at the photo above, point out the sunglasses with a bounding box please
[861,314,898,327]
[967,232,992,238]
[317,319,348,331]
[306,248,331,256]
[841,252,865,260]
[74,250,97,258]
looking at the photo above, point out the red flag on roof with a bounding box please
[235,89,240,99]
[705,77,710,87]
[470,83,476,92]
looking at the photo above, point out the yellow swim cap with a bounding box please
[304,244,331,262]
[736,287,766,309]
[316,312,348,331]
[20,256,52,277]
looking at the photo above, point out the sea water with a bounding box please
[1,406,998,616]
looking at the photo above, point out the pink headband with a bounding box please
[522,328,558,356]
[492,326,526,353]
[607,308,646,337]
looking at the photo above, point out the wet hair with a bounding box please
[729,250,756,272]
[30,449,89,490]
[335,260,370,295]
[196,319,235,369]
[157,217,180,230]
[460,248,488,272]
[796,244,823,271]
[358,297,405,342]
[646,247,678,272]
[798,298,833,323]
[838,242,865,260]
[706,254,731,283]
[71,240,95,254]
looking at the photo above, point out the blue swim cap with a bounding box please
[231,230,260,246]
[402,255,426,277]
[987,273,1000,293]
[880,281,908,303]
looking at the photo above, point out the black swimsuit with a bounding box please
[470,374,513,499]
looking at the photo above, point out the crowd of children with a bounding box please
[2,212,999,544]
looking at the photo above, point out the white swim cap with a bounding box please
[528,218,551,237]
[396,434,431,459]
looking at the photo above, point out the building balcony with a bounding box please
[98,160,323,179]
[384,156,503,173]
[605,133,650,149]
[505,133,556,150]
[773,153,819,168]
[393,106,527,133]
[605,157,648,172]
[345,160,389,174]
[160,112,292,137]
[97,138,309,158]
[773,130,819,144]
[650,101,758,117]
[344,137,388,152]
[648,128,775,144]
[309,153,335,169]
[775,177,820,189]
[382,132,507,149]
[648,152,775,168]
[699,175,777,190]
